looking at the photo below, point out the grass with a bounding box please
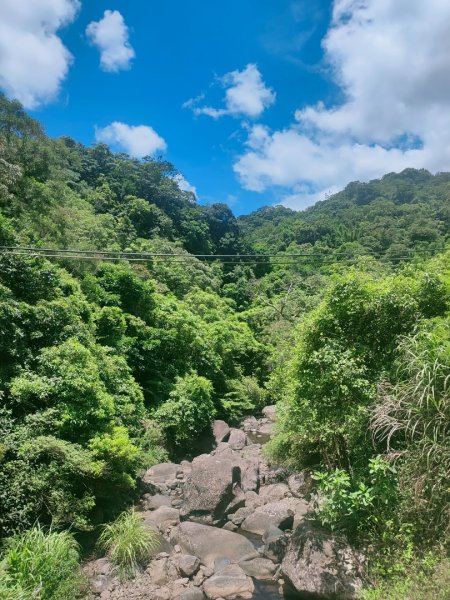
[0,525,83,600]
[97,509,160,579]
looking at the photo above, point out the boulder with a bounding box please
[212,446,260,493]
[213,420,231,444]
[143,463,181,492]
[181,455,238,520]
[258,483,291,504]
[143,506,180,532]
[281,522,367,599]
[174,553,200,578]
[240,557,277,580]
[171,522,258,570]
[262,526,288,563]
[203,564,254,599]
[227,506,252,526]
[143,493,172,510]
[241,499,296,535]
[288,471,313,497]
[228,429,247,450]
[262,406,276,422]
[224,485,246,516]
[147,557,179,587]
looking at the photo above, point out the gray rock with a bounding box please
[228,428,247,450]
[239,557,277,580]
[262,406,276,422]
[143,494,172,510]
[143,506,180,532]
[175,589,205,600]
[222,521,237,532]
[241,499,295,535]
[174,554,200,578]
[147,557,179,586]
[143,463,181,492]
[281,522,367,599]
[258,483,291,504]
[213,420,231,444]
[171,522,259,570]
[203,564,254,599]
[214,556,231,572]
[288,471,313,497]
[181,455,238,520]
[227,506,252,526]
[224,484,246,515]
[262,526,288,563]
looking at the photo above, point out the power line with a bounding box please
[0,245,445,263]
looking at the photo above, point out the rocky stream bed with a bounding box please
[84,407,367,600]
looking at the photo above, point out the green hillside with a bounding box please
[0,95,448,598]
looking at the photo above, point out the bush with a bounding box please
[0,525,83,600]
[314,457,397,538]
[98,509,159,579]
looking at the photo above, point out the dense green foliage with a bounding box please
[0,93,449,596]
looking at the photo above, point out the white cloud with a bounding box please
[234,0,450,209]
[173,174,197,196]
[185,64,275,119]
[95,122,167,158]
[86,10,135,72]
[0,0,80,109]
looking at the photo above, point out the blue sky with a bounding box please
[1,1,450,215]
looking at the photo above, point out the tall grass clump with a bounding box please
[98,509,159,579]
[372,319,450,544]
[0,525,82,600]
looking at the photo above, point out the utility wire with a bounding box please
[0,245,443,266]
[0,245,445,261]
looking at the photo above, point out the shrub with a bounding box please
[314,457,397,538]
[98,509,159,579]
[154,371,216,449]
[0,525,83,600]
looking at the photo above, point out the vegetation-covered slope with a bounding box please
[0,93,448,598]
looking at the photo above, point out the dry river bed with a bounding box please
[84,407,367,600]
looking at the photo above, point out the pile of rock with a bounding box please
[85,407,367,599]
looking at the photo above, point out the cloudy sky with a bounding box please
[0,0,449,214]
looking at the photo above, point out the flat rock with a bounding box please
[171,522,258,570]
[203,564,254,600]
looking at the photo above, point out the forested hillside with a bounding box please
[0,94,449,599]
